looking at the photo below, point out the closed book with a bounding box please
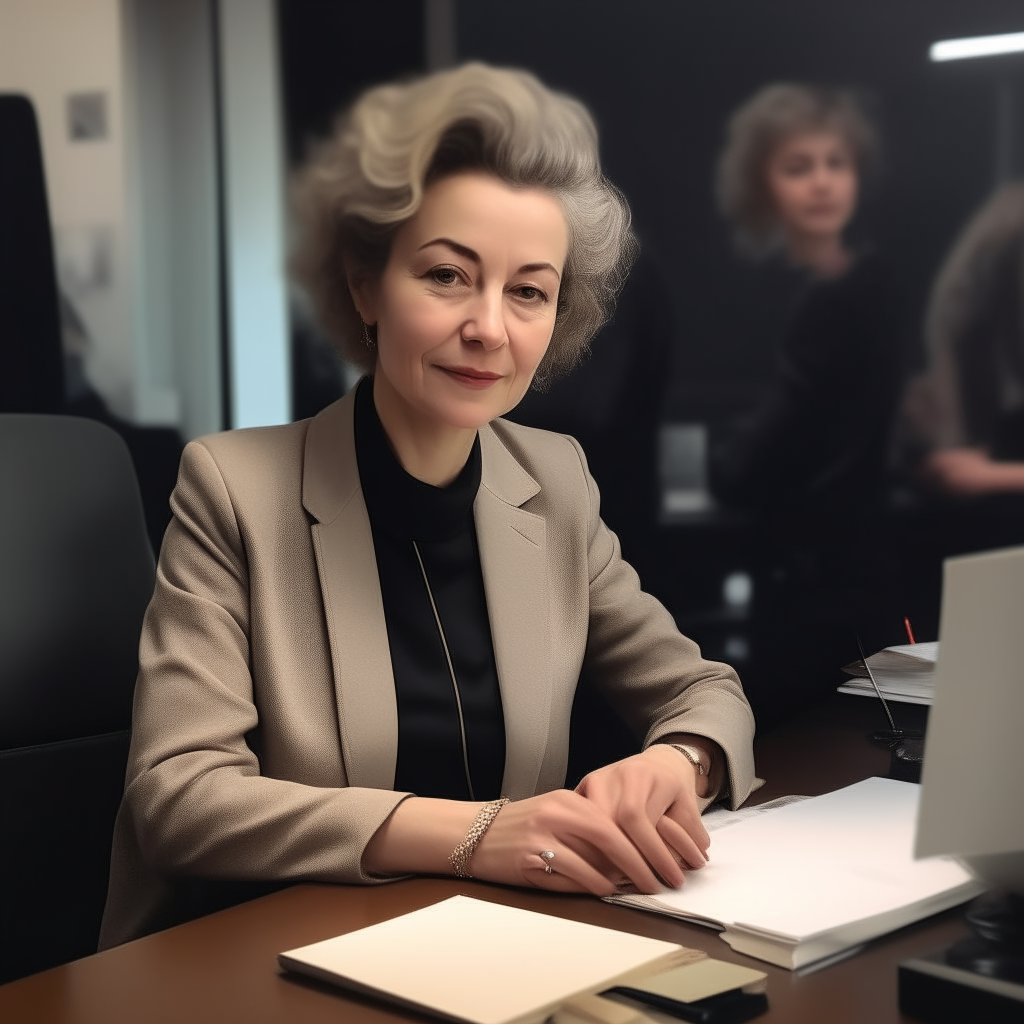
[608,778,982,970]
[279,894,702,1024]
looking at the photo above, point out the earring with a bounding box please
[359,315,376,349]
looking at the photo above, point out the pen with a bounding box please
[903,616,916,644]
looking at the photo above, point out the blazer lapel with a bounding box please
[302,390,399,790]
[476,425,552,801]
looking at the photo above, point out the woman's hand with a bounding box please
[472,788,667,897]
[363,789,668,897]
[922,448,1024,496]
[363,743,717,897]
[574,744,711,891]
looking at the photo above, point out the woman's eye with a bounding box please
[515,285,545,302]
[429,267,461,286]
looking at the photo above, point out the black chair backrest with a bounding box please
[0,95,65,413]
[0,415,155,983]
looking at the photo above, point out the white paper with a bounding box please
[638,778,975,942]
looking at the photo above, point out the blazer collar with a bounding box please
[302,389,361,525]
[302,389,550,799]
[302,389,541,524]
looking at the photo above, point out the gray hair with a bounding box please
[715,83,880,258]
[291,62,637,385]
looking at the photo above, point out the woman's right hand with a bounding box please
[470,789,664,896]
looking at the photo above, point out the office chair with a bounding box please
[0,94,64,414]
[0,414,155,984]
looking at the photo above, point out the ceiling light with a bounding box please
[930,31,1024,62]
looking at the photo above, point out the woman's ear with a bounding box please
[346,263,377,326]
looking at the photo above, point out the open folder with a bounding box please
[279,895,702,1024]
[608,777,982,970]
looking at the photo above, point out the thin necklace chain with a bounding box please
[411,539,476,801]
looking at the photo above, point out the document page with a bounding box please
[630,778,976,942]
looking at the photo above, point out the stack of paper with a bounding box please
[607,777,982,970]
[838,641,939,705]
[279,895,702,1024]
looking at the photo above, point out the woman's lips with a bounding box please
[438,366,504,389]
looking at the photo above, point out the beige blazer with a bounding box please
[100,389,756,948]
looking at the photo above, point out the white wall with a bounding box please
[0,0,291,437]
[0,0,135,417]
[122,0,222,438]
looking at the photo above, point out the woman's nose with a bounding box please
[463,289,507,349]
[809,166,833,192]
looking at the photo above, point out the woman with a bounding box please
[100,63,756,948]
[709,83,906,512]
[907,181,1024,496]
[707,84,908,720]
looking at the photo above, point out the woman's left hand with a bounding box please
[575,744,711,890]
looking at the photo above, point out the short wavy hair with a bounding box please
[291,62,637,385]
[715,83,880,258]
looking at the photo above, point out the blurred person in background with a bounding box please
[905,181,1024,498]
[707,83,909,721]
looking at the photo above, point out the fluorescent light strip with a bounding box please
[930,31,1024,63]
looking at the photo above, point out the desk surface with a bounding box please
[0,695,961,1024]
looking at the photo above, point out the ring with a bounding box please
[539,850,555,875]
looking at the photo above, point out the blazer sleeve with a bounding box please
[568,437,758,809]
[121,440,409,887]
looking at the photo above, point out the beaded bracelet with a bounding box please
[449,797,510,878]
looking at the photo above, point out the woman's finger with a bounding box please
[665,798,711,854]
[526,845,619,897]
[609,802,690,888]
[474,789,660,893]
[657,814,710,872]
[559,801,665,893]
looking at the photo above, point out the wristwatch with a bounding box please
[667,742,710,777]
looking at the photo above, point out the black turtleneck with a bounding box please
[354,377,506,801]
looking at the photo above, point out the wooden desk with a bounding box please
[0,695,963,1024]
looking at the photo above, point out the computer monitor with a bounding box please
[916,545,1024,894]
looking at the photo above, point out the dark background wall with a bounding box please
[280,0,1024,422]
[278,0,425,168]
[455,0,1024,421]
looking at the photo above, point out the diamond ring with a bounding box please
[539,850,555,875]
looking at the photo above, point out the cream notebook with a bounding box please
[278,894,701,1024]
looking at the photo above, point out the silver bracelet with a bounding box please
[667,742,709,777]
[449,797,510,878]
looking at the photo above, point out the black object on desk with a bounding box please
[899,891,1024,1023]
[854,635,924,784]
[606,985,769,1024]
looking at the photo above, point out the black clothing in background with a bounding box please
[507,252,670,778]
[709,252,907,515]
[354,378,506,802]
[507,251,672,585]
[708,253,910,723]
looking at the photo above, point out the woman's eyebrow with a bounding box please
[416,240,561,280]
[518,261,561,280]
[417,237,480,263]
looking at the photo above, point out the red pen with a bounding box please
[903,616,917,644]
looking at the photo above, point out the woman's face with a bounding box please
[354,171,568,432]
[765,131,858,244]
